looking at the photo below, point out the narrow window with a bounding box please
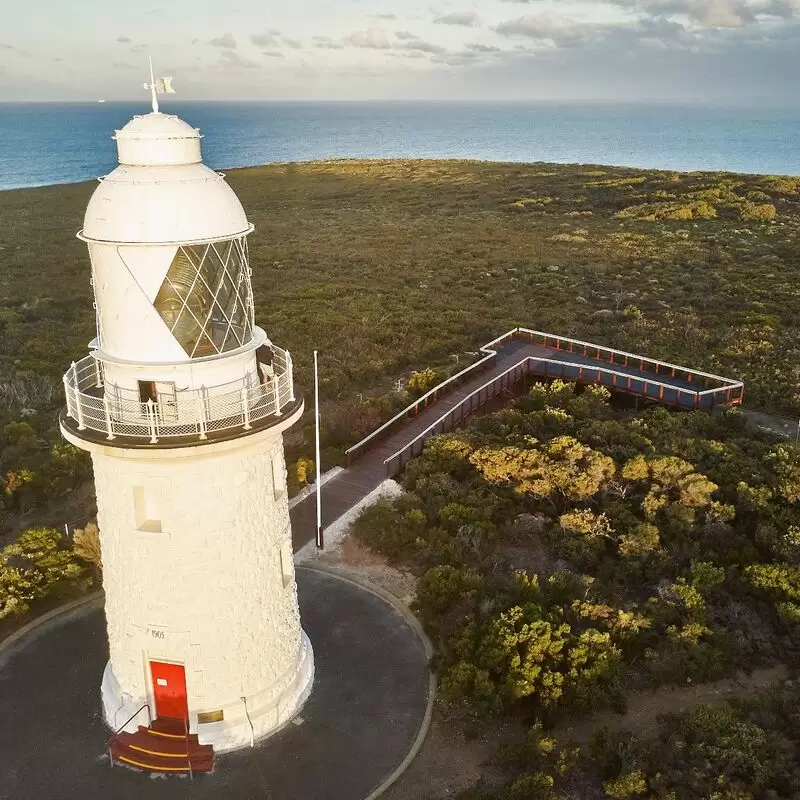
[271,451,286,502]
[279,538,293,588]
[133,486,163,533]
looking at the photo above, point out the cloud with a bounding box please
[113,61,137,69]
[495,13,581,44]
[376,13,397,19]
[116,36,132,43]
[208,33,237,49]
[262,50,286,58]
[400,38,447,54]
[217,50,260,69]
[0,43,32,58]
[345,27,392,48]
[466,42,502,52]
[252,30,281,47]
[314,36,345,49]
[395,30,418,39]
[251,30,302,49]
[434,11,481,26]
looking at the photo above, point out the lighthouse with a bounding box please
[59,104,313,755]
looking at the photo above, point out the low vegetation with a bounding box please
[2,157,800,633]
[354,381,800,797]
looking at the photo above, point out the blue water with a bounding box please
[1,101,798,191]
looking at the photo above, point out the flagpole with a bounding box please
[314,350,324,550]
[148,56,159,113]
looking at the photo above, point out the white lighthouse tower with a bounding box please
[60,101,313,755]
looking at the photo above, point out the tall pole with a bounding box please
[149,56,159,113]
[314,350,324,549]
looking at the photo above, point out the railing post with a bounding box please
[242,387,252,430]
[197,386,208,439]
[273,374,282,416]
[185,716,193,781]
[63,374,73,418]
[102,395,115,440]
[71,362,86,431]
[287,351,296,403]
[146,399,158,444]
[94,358,103,388]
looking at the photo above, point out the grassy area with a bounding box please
[1,159,799,538]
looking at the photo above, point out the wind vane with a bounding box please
[143,57,175,113]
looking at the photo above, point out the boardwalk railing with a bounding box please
[347,327,744,467]
[516,328,743,394]
[383,352,744,477]
[384,361,528,476]
[344,328,518,463]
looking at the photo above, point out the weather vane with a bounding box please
[143,57,175,113]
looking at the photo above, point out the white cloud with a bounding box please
[216,50,260,69]
[400,38,448,54]
[345,27,393,48]
[434,11,481,26]
[251,30,281,47]
[208,33,237,49]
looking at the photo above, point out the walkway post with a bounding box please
[314,350,324,550]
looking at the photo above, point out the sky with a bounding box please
[1,0,799,103]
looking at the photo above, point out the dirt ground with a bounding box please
[556,663,790,746]
[314,534,793,800]
[742,408,800,441]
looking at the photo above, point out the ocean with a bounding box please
[1,101,798,192]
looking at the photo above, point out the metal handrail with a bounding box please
[184,716,193,781]
[346,326,743,463]
[108,702,151,767]
[63,348,296,443]
[383,354,744,475]
[517,327,744,386]
[344,328,519,460]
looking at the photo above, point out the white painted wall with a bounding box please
[91,425,313,751]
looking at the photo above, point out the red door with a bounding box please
[149,661,188,721]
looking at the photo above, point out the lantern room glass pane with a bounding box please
[154,237,254,358]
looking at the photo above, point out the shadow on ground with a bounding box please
[0,568,430,800]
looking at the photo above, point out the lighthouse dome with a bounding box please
[115,112,202,167]
[80,112,251,245]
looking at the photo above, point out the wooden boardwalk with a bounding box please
[290,328,743,551]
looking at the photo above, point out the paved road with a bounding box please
[0,569,430,800]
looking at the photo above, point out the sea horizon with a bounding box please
[2,100,798,191]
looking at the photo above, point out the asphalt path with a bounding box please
[0,568,430,800]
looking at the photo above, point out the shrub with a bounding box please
[603,771,648,798]
[0,527,88,620]
[507,772,555,799]
[406,368,441,398]
[72,522,102,571]
[740,203,776,222]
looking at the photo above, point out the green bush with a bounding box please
[0,527,89,620]
[740,203,777,222]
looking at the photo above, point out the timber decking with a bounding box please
[290,333,742,551]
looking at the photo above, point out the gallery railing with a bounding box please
[63,347,295,444]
